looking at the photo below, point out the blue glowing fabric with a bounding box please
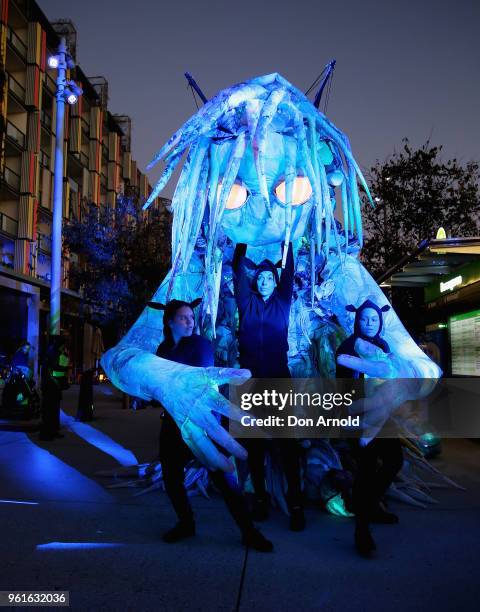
[101,73,442,472]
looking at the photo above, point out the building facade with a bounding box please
[378,237,480,376]
[0,0,164,375]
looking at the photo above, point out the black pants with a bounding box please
[159,413,254,532]
[40,377,61,437]
[242,438,303,510]
[352,437,403,523]
[77,369,94,421]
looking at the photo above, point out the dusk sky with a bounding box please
[40,0,479,196]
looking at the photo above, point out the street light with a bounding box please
[47,56,59,69]
[64,81,82,106]
[65,91,78,105]
[48,37,83,335]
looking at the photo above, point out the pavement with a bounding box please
[0,384,479,611]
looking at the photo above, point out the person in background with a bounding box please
[3,341,37,417]
[78,317,97,422]
[12,341,34,381]
[39,336,69,441]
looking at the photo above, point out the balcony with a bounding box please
[5,120,26,148]
[37,232,52,254]
[27,241,36,276]
[72,151,89,168]
[40,109,53,131]
[7,26,27,59]
[0,212,18,237]
[44,73,56,94]
[3,166,21,191]
[0,235,15,269]
[7,73,26,104]
[36,252,69,286]
[69,193,79,220]
[36,249,51,282]
[39,149,51,169]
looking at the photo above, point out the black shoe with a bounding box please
[355,524,376,557]
[289,506,306,532]
[39,433,55,441]
[162,521,195,543]
[54,432,65,439]
[252,497,269,522]
[242,528,273,552]
[370,507,399,524]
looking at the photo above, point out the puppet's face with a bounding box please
[217,132,331,246]
[256,271,276,300]
[358,308,380,338]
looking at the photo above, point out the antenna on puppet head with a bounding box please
[184,72,208,107]
[305,60,337,110]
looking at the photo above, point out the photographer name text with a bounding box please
[240,415,360,428]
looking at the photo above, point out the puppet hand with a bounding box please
[338,338,436,437]
[153,366,251,472]
[347,377,435,442]
[337,338,413,379]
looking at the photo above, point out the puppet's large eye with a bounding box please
[274,176,312,205]
[217,182,248,210]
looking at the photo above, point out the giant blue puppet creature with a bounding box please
[101,73,441,475]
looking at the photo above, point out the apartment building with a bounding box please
[0,0,166,373]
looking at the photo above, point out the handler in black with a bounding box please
[336,299,403,557]
[153,299,273,552]
[233,243,304,531]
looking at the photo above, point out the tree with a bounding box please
[64,188,171,338]
[361,139,480,277]
[360,140,480,334]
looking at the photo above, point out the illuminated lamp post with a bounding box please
[48,37,83,335]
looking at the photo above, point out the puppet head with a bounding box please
[145,73,372,321]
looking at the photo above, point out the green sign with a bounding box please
[425,259,480,303]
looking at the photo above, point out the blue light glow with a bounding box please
[0,499,39,505]
[66,92,78,105]
[60,411,138,467]
[47,55,59,69]
[0,431,113,503]
[37,542,123,550]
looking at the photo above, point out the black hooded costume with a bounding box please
[336,299,391,378]
[232,244,303,522]
[233,242,293,378]
[335,299,403,549]
[151,298,209,365]
[148,299,264,543]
